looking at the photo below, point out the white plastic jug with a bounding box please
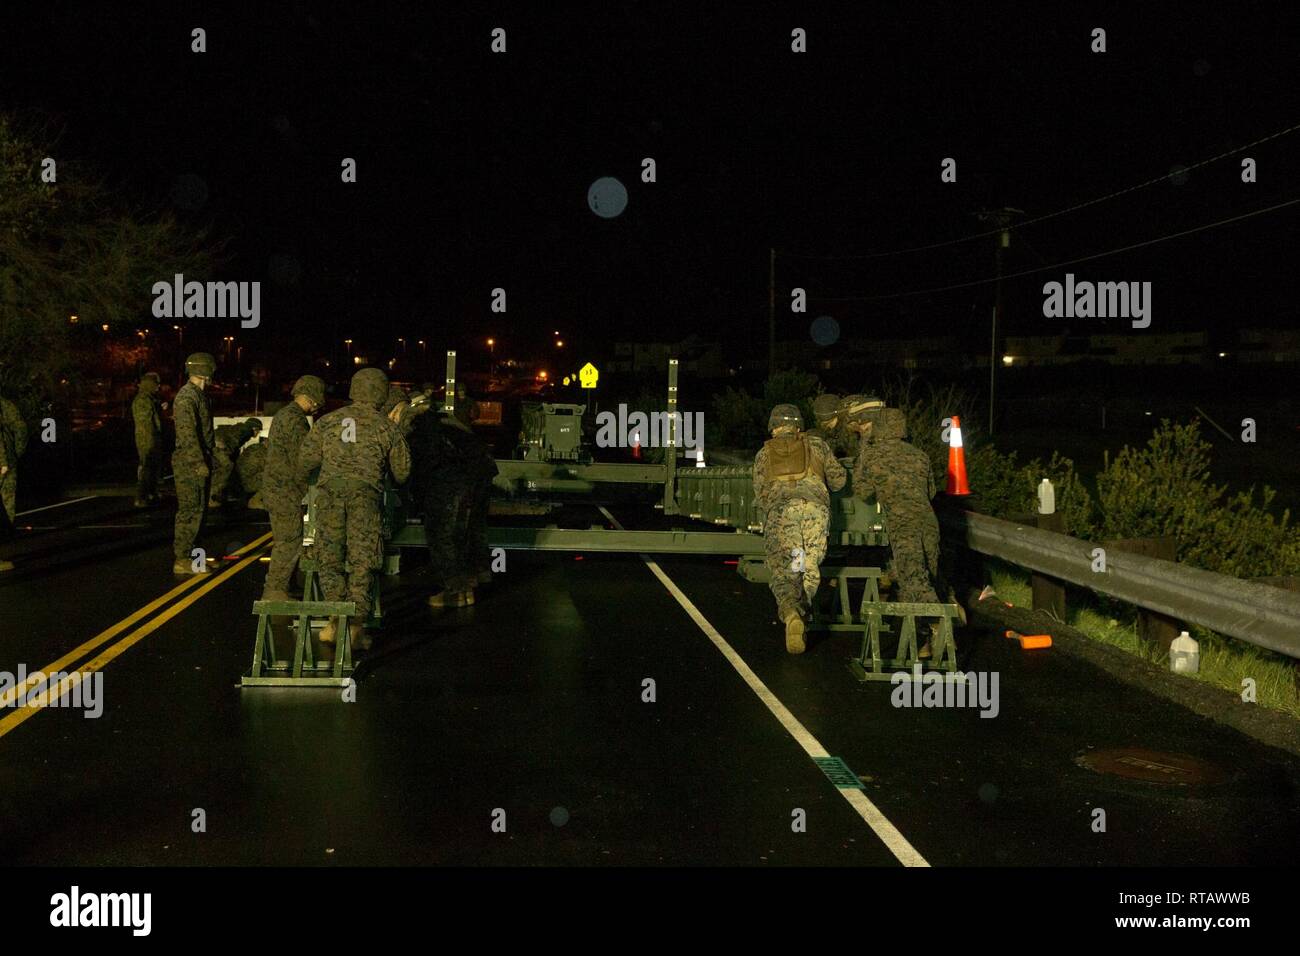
[1037,479,1055,515]
[1170,630,1199,675]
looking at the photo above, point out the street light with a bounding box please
[173,325,183,350]
[344,339,353,359]
[556,340,564,348]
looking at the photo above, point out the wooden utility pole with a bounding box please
[975,207,1023,436]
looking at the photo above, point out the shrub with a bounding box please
[1095,419,1300,576]
[709,370,823,449]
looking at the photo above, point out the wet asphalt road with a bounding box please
[0,494,1297,865]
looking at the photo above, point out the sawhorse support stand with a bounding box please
[300,563,384,629]
[808,565,884,634]
[852,602,962,682]
[242,599,356,688]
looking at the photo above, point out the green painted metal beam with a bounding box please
[494,459,667,484]
[472,525,766,555]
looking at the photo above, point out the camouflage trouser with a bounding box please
[136,448,161,501]
[0,467,16,530]
[467,478,492,577]
[209,449,237,503]
[763,498,830,621]
[173,465,209,563]
[421,480,475,591]
[315,484,383,621]
[263,495,304,595]
[885,512,941,604]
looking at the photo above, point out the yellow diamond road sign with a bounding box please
[579,362,599,389]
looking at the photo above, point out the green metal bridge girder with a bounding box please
[389,522,766,555]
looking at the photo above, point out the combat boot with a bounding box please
[319,620,337,645]
[781,606,806,655]
[918,621,950,660]
[350,624,372,652]
[0,558,14,572]
[428,589,473,608]
[172,559,211,575]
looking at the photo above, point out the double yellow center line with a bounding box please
[0,532,273,740]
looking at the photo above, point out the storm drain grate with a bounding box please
[814,756,865,790]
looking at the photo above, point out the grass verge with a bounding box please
[983,559,1300,719]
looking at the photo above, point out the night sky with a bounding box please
[3,1,1297,365]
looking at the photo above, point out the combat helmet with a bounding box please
[874,407,909,441]
[184,352,217,379]
[349,367,390,407]
[812,393,842,426]
[767,403,803,433]
[290,374,326,407]
[382,384,410,416]
[841,393,883,426]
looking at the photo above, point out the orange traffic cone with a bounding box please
[946,415,971,495]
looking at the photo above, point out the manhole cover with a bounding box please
[1075,748,1227,785]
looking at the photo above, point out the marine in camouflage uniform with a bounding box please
[132,372,164,507]
[850,406,940,606]
[260,375,324,599]
[237,441,267,498]
[208,419,261,507]
[171,353,217,573]
[805,393,845,455]
[0,389,27,570]
[752,404,847,654]
[407,407,495,605]
[298,367,411,649]
[450,395,498,588]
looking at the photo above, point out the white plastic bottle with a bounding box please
[1170,630,1200,675]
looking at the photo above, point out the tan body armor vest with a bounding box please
[764,434,824,482]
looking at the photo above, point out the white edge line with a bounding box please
[17,495,98,517]
[595,506,929,867]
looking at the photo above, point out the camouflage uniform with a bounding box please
[262,402,313,596]
[298,369,410,623]
[171,379,214,565]
[753,429,846,622]
[0,393,27,529]
[381,385,409,419]
[236,441,267,496]
[209,420,260,505]
[408,412,490,595]
[132,374,163,504]
[806,393,845,456]
[852,407,940,604]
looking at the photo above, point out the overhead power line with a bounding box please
[809,196,1300,302]
[780,119,1300,261]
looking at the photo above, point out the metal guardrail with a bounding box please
[941,509,1300,659]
